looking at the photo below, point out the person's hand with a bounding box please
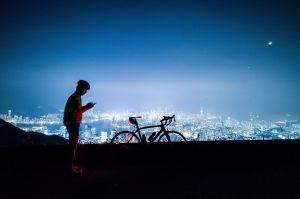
[86,102,96,109]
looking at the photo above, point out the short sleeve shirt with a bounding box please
[63,92,83,125]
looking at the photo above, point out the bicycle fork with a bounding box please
[165,133,171,142]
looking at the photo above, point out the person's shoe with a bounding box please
[68,167,83,177]
[71,169,83,176]
[73,166,84,172]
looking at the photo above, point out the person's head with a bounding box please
[76,80,90,96]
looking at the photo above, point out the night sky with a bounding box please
[1,0,300,120]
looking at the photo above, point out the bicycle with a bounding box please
[110,115,187,144]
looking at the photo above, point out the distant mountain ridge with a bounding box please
[0,119,68,146]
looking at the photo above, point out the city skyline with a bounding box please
[1,108,300,144]
[1,0,300,120]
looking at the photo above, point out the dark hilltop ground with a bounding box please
[0,119,68,146]
[1,119,300,199]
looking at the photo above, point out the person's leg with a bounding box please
[66,125,80,173]
[70,134,79,170]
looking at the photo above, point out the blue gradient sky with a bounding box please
[1,0,300,120]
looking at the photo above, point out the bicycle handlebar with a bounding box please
[160,115,176,126]
[128,115,176,126]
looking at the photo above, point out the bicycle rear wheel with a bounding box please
[158,131,187,142]
[110,131,140,144]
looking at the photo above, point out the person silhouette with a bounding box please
[63,80,95,175]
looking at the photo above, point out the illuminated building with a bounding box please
[100,131,108,143]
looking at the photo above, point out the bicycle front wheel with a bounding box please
[158,131,187,142]
[111,131,141,144]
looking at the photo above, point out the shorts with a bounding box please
[66,124,80,145]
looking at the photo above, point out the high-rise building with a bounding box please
[100,131,108,143]
[8,110,11,118]
[200,108,204,117]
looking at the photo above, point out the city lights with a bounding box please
[1,109,300,144]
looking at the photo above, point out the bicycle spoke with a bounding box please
[158,131,187,142]
[111,131,140,144]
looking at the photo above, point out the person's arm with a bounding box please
[74,96,91,114]
[76,105,90,114]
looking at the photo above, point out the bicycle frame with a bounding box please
[132,120,168,143]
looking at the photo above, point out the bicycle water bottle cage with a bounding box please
[148,132,156,142]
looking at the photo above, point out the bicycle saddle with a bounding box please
[129,116,142,125]
[129,116,142,119]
